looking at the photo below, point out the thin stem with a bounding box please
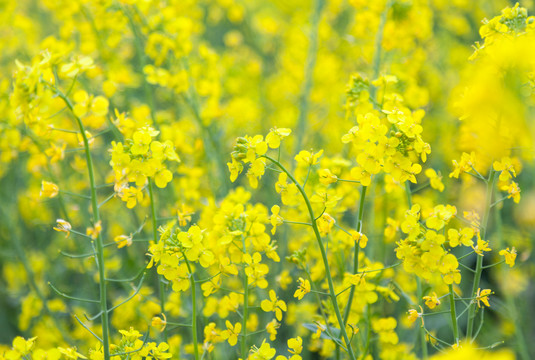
[241,237,249,358]
[343,186,367,325]
[184,257,199,360]
[263,155,357,360]
[51,84,111,359]
[337,178,361,184]
[406,181,427,358]
[449,284,459,344]
[148,178,167,341]
[466,170,496,339]
[417,278,428,359]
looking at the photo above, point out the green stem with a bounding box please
[184,257,199,360]
[466,170,496,339]
[406,182,427,358]
[148,178,167,342]
[493,181,530,359]
[343,186,367,325]
[416,278,428,359]
[449,284,459,344]
[263,155,357,360]
[241,235,249,358]
[56,89,111,359]
[293,0,324,156]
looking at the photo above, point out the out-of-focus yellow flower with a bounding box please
[293,277,310,300]
[499,247,517,267]
[53,219,71,238]
[40,180,59,198]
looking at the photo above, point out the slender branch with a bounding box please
[466,170,496,339]
[262,155,357,360]
[343,185,367,326]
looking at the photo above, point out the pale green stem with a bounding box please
[263,155,357,360]
[416,278,428,359]
[148,178,167,342]
[493,182,529,359]
[55,88,111,359]
[466,170,496,339]
[343,186,367,325]
[405,182,427,358]
[184,257,199,360]
[449,284,459,344]
[241,236,249,358]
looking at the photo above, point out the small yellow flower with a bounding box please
[350,230,368,249]
[220,320,241,346]
[261,290,287,321]
[408,305,424,327]
[151,313,167,332]
[53,219,72,238]
[294,149,323,166]
[288,336,303,355]
[270,205,284,235]
[114,234,133,248]
[425,168,444,192]
[316,213,335,235]
[473,234,491,256]
[318,169,338,185]
[423,292,441,309]
[499,247,517,267]
[475,288,492,308]
[294,277,311,300]
[86,220,102,240]
[266,127,292,149]
[40,180,59,198]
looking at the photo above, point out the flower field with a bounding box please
[1,0,535,359]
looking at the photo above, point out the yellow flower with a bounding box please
[423,292,441,309]
[294,277,311,300]
[501,181,521,203]
[475,288,492,308]
[261,290,287,321]
[251,339,277,360]
[425,168,444,192]
[151,313,167,332]
[40,180,59,198]
[276,270,292,290]
[350,230,368,249]
[114,234,133,248]
[58,346,87,359]
[220,320,241,346]
[316,213,335,235]
[266,127,292,149]
[288,336,303,355]
[53,219,72,238]
[407,306,424,327]
[294,149,323,166]
[499,247,517,267]
[86,220,102,240]
[318,169,338,185]
[493,157,517,182]
[154,168,173,188]
[473,234,492,256]
[270,205,284,235]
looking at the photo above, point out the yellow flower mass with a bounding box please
[0,1,533,360]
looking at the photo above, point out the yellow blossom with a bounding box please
[40,180,59,198]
